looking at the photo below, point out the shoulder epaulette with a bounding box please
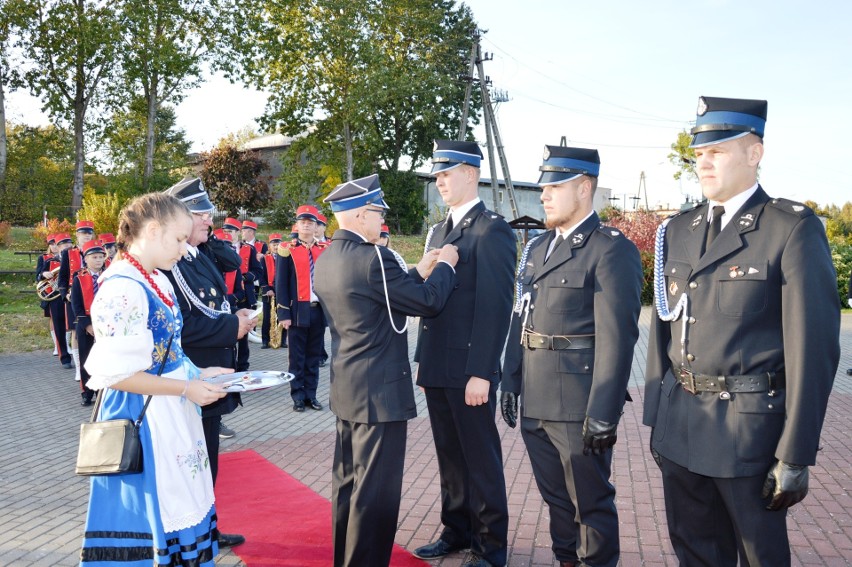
[766,198,814,218]
[596,225,626,239]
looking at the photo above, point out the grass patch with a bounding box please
[1,227,51,353]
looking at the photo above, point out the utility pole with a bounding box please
[457,32,520,221]
[637,171,649,210]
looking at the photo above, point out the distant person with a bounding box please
[80,192,229,565]
[70,240,109,407]
[643,96,840,566]
[413,140,516,567]
[377,224,390,247]
[276,205,328,412]
[314,174,458,567]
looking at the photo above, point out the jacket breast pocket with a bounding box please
[664,260,692,298]
[717,260,768,315]
[546,270,585,313]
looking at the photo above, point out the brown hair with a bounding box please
[116,193,191,255]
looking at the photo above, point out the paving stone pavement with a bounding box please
[2,307,851,566]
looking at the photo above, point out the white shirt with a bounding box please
[707,183,759,230]
[547,210,595,258]
[448,197,482,228]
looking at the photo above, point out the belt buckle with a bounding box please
[678,367,697,395]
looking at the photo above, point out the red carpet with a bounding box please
[216,450,427,566]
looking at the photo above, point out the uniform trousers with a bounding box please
[75,325,95,402]
[521,417,618,567]
[424,385,508,566]
[659,455,790,567]
[287,305,325,402]
[332,419,406,567]
[49,299,71,364]
[201,415,222,485]
[261,295,272,345]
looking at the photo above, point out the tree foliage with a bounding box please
[104,96,191,197]
[0,122,75,223]
[199,144,271,217]
[225,0,478,180]
[379,169,426,235]
[114,0,226,190]
[17,0,121,210]
[667,130,696,182]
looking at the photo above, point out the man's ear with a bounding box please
[748,141,764,166]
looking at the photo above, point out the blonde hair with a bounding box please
[116,193,190,255]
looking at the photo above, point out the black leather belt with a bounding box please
[522,332,595,350]
[676,368,785,395]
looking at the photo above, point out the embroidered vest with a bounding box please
[68,247,83,284]
[290,243,325,302]
[264,253,276,286]
[77,271,98,315]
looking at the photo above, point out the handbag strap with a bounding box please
[88,334,175,429]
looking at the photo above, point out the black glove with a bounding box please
[500,391,518,429]
[650,428,662,467]
[582,416,617,456]
[762,461,808,511]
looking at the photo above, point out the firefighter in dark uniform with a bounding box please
[38,233,71,365]
[413,140,516,567]
[643,97,841,566]
[314,174,459,567]
[276,205,328,412]
[162,177,256,548]
[502,146,643,567]
[70,240,107,406]
[59,220,96,375]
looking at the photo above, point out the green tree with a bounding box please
[115,0,226,191]
[0,122,75,223]
[199,144,271,217]
[0,0,30,191]
[667,130,696,182]
[225,0,478,179]
[104,96,191,197]
[18,0,121,211]
[379,169,426,235]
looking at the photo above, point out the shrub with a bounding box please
[77,190,124,237]
[0,221,11,247]
[33,219,74,247]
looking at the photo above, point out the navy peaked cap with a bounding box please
[324,174,389,212]
[163,176,214,213]
[690,96,767,148]
[431,140,482,173]
[538,146,600,186]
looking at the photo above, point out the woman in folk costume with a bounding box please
[80,193,230,566]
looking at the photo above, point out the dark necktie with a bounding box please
[546,234,564,262]
[702,205,725,255]
[443,215,454,241]
[92,274,99,296]
[308,246,315,283]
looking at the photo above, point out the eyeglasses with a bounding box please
[193,212,212,221]
[365,208,386,219]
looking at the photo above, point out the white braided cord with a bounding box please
[171,263,230,319]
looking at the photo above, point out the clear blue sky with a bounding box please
[6,0,850,208]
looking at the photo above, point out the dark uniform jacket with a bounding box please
[415,201,516,387]
[163,235,243,418]
[643,187,840,478]
[504,213,643,423]
[314,229,456,424]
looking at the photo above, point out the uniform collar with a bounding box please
[448,197,481,227]
[707,182,758,230]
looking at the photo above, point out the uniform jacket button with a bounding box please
[533,283,538,289]
[688,317,696,324]
[423,325,428,330]
[689,281,698,289]
[686,354,695,362]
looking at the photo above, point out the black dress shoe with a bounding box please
[62,362,73,369]
[412,539,467,559]
[218,533,245,547]
[293,400,305,412]
[308,398,323,410]
[260,343,270,349]
[80,398,93,407]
